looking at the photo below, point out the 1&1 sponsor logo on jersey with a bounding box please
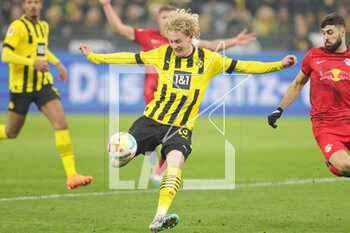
[173,70,192,90]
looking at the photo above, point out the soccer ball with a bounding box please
[108,132,137,161]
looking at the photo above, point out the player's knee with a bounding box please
[53,120,68,131]
[6,129,20,138]
[336,162,350,177]
[328,164,343,177]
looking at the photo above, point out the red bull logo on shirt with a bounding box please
[320,69,350,82]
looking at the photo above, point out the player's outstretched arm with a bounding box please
[268,70,310,128]
[234,55,297,74]
[79,43,145,65]
[198,29,256,51]
[99,0,135,41]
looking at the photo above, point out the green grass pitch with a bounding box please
[0,113,350,233]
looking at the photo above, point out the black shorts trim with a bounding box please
[161,143,192,160]
[9,84,61,115]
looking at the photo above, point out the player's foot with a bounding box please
[149,173,163,188]
[66,174,94,189]
[149,214,179,232]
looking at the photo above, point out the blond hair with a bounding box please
[163,9,200,38]
[158,5,177,14]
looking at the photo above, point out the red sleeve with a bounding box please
[134,28,142,44]
[301,49,312,75]
[134,28,152,45]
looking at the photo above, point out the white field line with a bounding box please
[235,177,347,188]
[0,177,347,202]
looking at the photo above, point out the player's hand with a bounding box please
[268,107,283,128]
[281,55,298,68]
[34,60,49,72]
[56,62,68,82]
[232,28,256,45]
[79,43,92,57]
[99,0,111,6]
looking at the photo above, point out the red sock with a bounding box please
[153,157,167,175]
[328,164,343,177]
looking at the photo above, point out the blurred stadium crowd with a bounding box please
[1,0,350,51]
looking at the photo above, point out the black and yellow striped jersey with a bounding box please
[88,44,284,130]
[2,14,59,93]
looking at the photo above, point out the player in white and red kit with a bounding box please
[268,13,350,177]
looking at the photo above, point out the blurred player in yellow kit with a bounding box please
[0,0,93,189]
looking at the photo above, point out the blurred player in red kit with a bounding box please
[268,13,350,177]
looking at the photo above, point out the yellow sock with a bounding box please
[55,129,77,178]
[0,125,8,140]
[156,167,182,215]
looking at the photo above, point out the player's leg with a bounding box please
[320,141,347,177]
[0,124,6,139]
[1,93,31,140]
[144,74,167,186]
[156,150,184,214]
[149,128,192,232]
[0,111,26,139]
[328,150,350,177]
[325,161,343,176]
[40,98,73,175]
[149,156,167,187]
[149,150,184,232]
[144,73,168,185]
[37,87,93,188]
[313,126,350,177]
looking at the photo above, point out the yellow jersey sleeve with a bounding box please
[1,47,34,66]
[203,51,237,76]
[206,51,284,75]
[87,47,162,67]
[87,52,140,64]
[3,20,26,49]
[138,48,162,68]
[234,60,284,74]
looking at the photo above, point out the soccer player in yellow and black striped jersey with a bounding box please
[80,9,297,232]
[0,0,93,189]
